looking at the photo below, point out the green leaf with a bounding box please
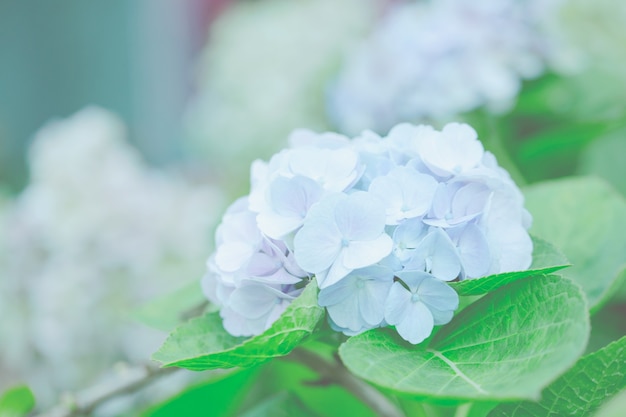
[141,368,259,417]
[516,123,608,182]
[450,236,569,295]
[254,356,379,417]
[0,386,35,417]
[152,280,323,371]
[489,336,626,416]
[134,281,211,332]
[524,176,626,309]
[579,127,626,197]
[238,392,318,417]
[339,275,589,402]
[594,389,626,417]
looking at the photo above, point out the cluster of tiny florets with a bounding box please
[203,123,532,344]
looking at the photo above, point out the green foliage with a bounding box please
[524,176,626,309]
[238,392,318,417]
[579,127,626,197]
[141,368,260,417]
[339,275,589,402]
[153,280,324,370]
[516,122,609,182]
[450,236,569,295]
[256,358,379,417]
[0,386,35,417]
[489,336,626,416]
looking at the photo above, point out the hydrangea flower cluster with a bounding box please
[203,122,532,344]
[328,0,562,135]
[0,108,223,404]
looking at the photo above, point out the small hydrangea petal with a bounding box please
[384,282,412,324]
[419,123,484,177]
[334,192,387,241]
[404,228,461,281]
[215,242,256,273]
[293,220,342,273]
[342,236,393,270]
[414,276,460,312]
[369,167,438,224]
[392,218,428,262]
[452,223,491,278]
[395,301,434,345]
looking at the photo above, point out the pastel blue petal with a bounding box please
[394,270,432,290]
[334,192,386,240]
[327,315,369,336]
[293,221,341,273]
[384,282,412,325]
[416,277,459,312]
[358,278,390,326]
[404,228,461,281]
[326,292,365,331]
[342,234,393,270]
[318,275,356,306]
[320,253,353,288]
[428,305,455,326]
[456,223,491,278]
[396,301,434,345]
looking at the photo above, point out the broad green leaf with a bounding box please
[524,176,626,309]
[517,123,608,182]
[152,280,323,370]
[450,236,569,295]
[586,271,626,355]
[595,389,626,417]
[489,336,626,416]
[579,127,626,197]
[258,355,379,417]
[134,281,212,332]
[238,392,318,417]
[339,275,589,402]
[0,386,35,417]
[141,368,259,417]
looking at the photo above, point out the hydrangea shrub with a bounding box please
[153,123,626,415]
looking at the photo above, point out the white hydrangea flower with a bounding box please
[328,0,553,135]
[204,121,532,344]
[0,107,223,405]
[184,0,376,180]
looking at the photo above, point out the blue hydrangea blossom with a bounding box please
[202,122,532,343]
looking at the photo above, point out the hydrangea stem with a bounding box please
[288,348,406,417]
